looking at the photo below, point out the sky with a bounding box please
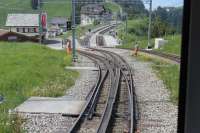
[144,0,183,9]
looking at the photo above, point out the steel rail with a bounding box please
[96,68,121,133]
[69,24,130,133]
[68,53,108,133]
[78,49,123,133]
[116,48,181,63]
[93,49,138,133]
[78,51,112,119]
[140,49,180,63]
[82,24,117,47]
[98,25,117,35]
[90,22,139,132]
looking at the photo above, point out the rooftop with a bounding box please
[81,4,105,15]
[50,17,68,25]
[5,14,39,27]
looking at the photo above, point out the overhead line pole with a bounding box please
[72,0,77,62]
[38,0,42,44]
[126,14,128,36]
[147,0,152,49]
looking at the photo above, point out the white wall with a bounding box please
[81,14,94,26]
[10,27,39,33]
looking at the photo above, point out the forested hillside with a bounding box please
[153,6,183,33]
[113,0,147,17]
[0,0,122,28]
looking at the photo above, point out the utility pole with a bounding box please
[72,0,77,62]
[125,14,128,36]
[38,0,42,44]
[147,0,152,49]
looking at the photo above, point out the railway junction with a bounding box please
[11,25,179,133]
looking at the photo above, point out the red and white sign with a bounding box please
[41,13,47,30]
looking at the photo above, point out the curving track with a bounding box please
[69,49,137,133]
[139,49,181,63]
[68,25,138,133]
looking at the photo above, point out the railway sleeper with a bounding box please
[112,112,130,118]
[121,67,128,71]
[93,112,102,117]
[116,100,129,104]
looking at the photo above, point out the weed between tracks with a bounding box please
[0,42,79,132]
[136,53,180,104]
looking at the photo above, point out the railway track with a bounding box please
[94,49,138,133]
[68,25,137,133]
[86,23,180,64]
[102,47,180,64]
[81,24,117,47]
[68,49,137,133]
[68,52,111,133]
[94,24,181,64]
[140,49,181,63]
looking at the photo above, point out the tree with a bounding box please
[152,6,183,33]
[114,0,147,18]
[151,17,169,37]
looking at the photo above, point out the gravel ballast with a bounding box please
[20,54,98,133]
[103,48,178,133]
[20,46,178,133]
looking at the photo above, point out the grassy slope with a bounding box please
[0,42,78,132]
[117,19,150,49]
[158,35,181,55]
[117,19,181,55]
[104,2,121,13]
[117,19,180,104]
[0,0,71,28]
[42,1,71,19]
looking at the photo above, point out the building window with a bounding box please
[18,28,23,33]
[23,28,25,33]
[28,28,34,33]
[34,28,38,33]
[16,28,19,32]
[25,28,28,33]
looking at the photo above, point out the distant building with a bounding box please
[48,25,63,38]
[102,12,113,21]
[80,4,105,26]
[49,17,69,32]
[5,13,47,40]
[0,29,38,42]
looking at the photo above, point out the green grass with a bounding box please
[76,24,104,38]
[42,0,71,19]
[137,53,180,104]
[116,19,150,49]
[157,35,182,55]
[104,2,121,13]
[117,19,181,103]
[0,42,79,132]
[116,20,181,56]
[59,24,103,40]
[117,35,154,49]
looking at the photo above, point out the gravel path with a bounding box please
[20,46,178,132]
[21,54,98,133]
[104,35,119,47]
[64,55,98,100]
[102,48,178,133]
